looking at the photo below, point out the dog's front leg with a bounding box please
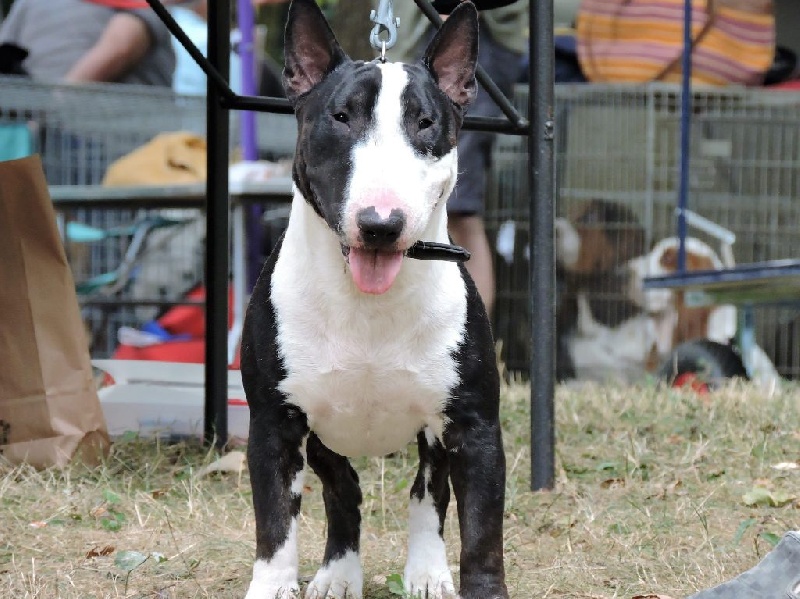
[305,433,363,599]
[245,404,309,599]
[404,429,456,599]
[444,418,508,599]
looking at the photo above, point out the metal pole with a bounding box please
[529,0,556,491]
[677,0,692,272]
[237,0,258,161]
[148,0,525,133]
[205,0,231,448]
[237,0,266,289]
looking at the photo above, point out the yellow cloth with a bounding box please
[102,132,207,186]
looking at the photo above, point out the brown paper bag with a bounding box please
[0,155,110,468]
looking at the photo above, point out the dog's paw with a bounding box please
[244,580,300,599]
[245,551,301,599]
[404,514,455,599]
[304,551,363,599]
[403,567,456,599]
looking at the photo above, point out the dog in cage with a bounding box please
[555,203,780,387]
[627,236,780,388]
[555,199,647,382]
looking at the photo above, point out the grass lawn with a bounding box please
[2,379,799,598]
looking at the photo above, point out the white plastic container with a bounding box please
[93,360,250,440]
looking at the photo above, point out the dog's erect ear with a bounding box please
[283,0,348,104]
[422,2,479,109]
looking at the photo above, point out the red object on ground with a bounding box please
[672,372,710,394]
[111,285,241,369]
[157,285,234,338]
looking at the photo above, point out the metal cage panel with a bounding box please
[488,83,800,380]
[0,76,295,357]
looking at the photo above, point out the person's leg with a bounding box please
[449,213,495,316]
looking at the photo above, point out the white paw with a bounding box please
[245,580,300,599]
[304,550,363,599]
[403,567,456,599]
[405,498,455,598]
[246,536,301,599]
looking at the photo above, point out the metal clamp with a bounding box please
[369,0,400,56]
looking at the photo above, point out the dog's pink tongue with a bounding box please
[348,248,404,294]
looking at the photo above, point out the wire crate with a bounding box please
[0,75,206,183]
[487,83,800,380]
[0,76,295,358]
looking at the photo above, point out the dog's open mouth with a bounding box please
[341,241,471,295]
[343,246,404,295]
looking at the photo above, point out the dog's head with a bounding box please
[283,0,478,294]
[627,236,723,313]
[628,236,736,348]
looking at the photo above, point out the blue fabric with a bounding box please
[0,123,34,161]
[518,34,587,84]
[141,321,191,342]
[66,222,108,243]
[169,6,241,96]
[554,34,586,83]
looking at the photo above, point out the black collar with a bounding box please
[405,241,471,263]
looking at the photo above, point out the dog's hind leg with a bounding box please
[245,405,309,599]
[305,433,363,599]
[404,428,456,599]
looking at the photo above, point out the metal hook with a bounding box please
[369,0,399,53]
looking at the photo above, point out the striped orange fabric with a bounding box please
[576,0,775,86]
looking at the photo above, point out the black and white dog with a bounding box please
[240,1,507,598]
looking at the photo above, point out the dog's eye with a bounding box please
[418,117,434,130]
[333,112,349,124]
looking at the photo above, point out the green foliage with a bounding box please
[100,511,126,532]
[733,518,758,545]
[114,550,148,573]
[742,487,796,508]
[385,573,408,597]
[102,489,121,505]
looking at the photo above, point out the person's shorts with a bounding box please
[448,28,522,216]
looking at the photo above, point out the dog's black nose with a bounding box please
[357,207,405,248]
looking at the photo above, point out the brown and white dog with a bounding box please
[555,196,779,384]
[555,199,646,382]
[628,237,779,387]
[627,237,736,348]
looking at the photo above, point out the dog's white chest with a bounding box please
[268,200,468,457]
[281,361,452,457]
